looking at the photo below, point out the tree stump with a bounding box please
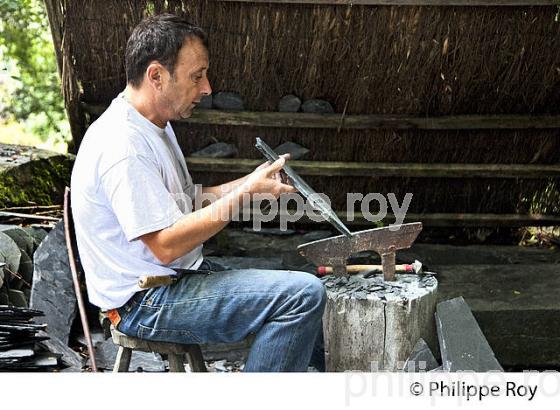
[321,273,438,371]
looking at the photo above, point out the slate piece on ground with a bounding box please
[191,142,238,158]
[197,94,213,109]
[206,256,284,271]
[301,99,334,114]
[278,94,301,112]
[91,338,165,372]
[0,231,21,274]
[274,141,310,160]
[436,296,503,372]
[37,331,84,370]
[29,220,77,345]
[403,338,439,372]
[213,92,244,111]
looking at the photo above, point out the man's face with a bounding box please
[160,38,211,120]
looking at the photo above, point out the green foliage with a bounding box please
[0,0,69,147]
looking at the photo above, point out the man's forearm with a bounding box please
[199,175,249,207]
[142,185,247,264]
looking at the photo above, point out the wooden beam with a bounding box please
[218,0,559,6]
[187,157,560,179]
[241,209,560,227]
[81,103,560,130]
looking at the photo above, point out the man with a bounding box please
[71,14,326,372]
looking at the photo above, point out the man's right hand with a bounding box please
[241,156,297,199]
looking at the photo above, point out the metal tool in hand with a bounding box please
[255,137,352,238]
[298,222,422,281]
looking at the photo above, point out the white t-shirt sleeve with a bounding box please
[100,155,184,242]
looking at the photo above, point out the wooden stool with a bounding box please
[110,326,207,372]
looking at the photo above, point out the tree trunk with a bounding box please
[322,273,438,371]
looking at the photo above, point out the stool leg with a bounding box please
[168,353,186,372]
[186,345,207,372]
[113,346,132,372]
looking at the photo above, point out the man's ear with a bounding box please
[145,61,166,91]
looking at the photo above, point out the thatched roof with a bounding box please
[46,0,560,218]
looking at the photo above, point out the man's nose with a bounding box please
[200,77,212,96]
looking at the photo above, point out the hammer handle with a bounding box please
[138,275,177,289]
[317,264,413,276]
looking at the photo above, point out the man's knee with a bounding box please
[295,273,327,315]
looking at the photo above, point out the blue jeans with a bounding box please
[115,260,326,372]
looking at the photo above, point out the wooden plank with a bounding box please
[240,209,560,227]
[218,0,558,6]
[81,103,560,130]
[187,157,560,178]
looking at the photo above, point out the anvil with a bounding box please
[297,222,422,281]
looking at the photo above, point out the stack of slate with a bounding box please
[0,305,58,371]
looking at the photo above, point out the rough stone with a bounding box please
[0,225,34,257]
[22,227,48,253]
[301,99,334,114]
[191,142,238,158]
[403,338,439,372]
[8,289,27,307]
[213,92,244,111]
[436,296,503,372]
[0,231,21,275]
[76,331,106,347]
[0,287,8,304]
[274,141,310,160]
[29,220,77,345]
[0,143,74,208]
[91,338,165,372]
[197,94,213,109]
[277,94,301,112]
[17,250,33,291]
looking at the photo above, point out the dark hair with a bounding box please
[125,14,208,87]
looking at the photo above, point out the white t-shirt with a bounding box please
[71,92,203,309]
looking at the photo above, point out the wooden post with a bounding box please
[322,273,438,371]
